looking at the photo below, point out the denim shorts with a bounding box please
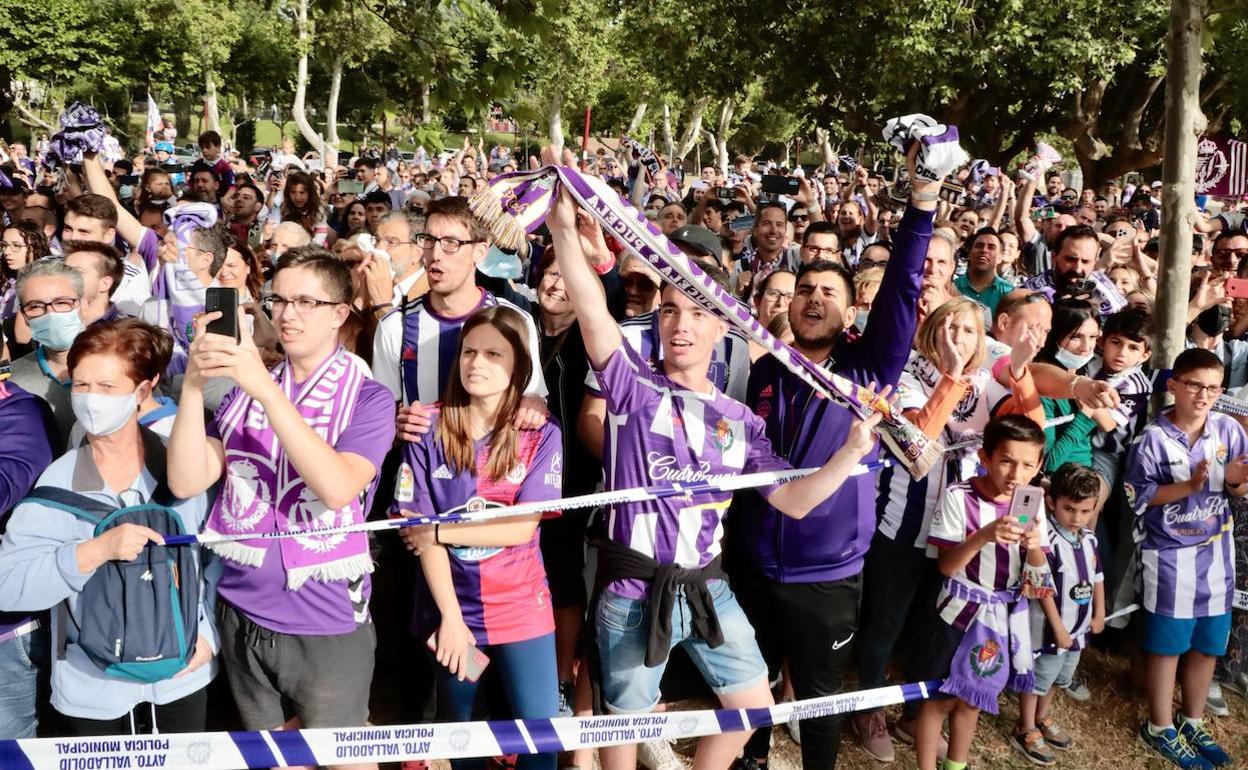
[596,579,767,714]
[1031,650,1082,695]
[1142,611,1232,657]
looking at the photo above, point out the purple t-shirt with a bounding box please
[596,343,791,598]
[211,378,397,635]
[1125,410,1247,618]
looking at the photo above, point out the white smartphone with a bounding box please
[1009,484,1045,534]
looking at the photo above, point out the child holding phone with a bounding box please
[1012,463,1105,766]
[914,415,1049,770]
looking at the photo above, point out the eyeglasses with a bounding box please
[379,237,414,249]
[1175,379,1223,397]
[762,289,794,302]
[789,215,809,223]
[803,245,840,259]
[415,233,480,254]
[262,294,343,315]
[20,296,78,318]
[1,240,26,251]
[857,258,889,271]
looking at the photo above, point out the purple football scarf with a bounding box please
[47,102,106,169]
[202,347,373,589]
[938,579,1035,714]
[148,203,217,371]
[470,166,943,479]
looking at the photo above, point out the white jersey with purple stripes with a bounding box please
[1125,410,1246,618]
[875,353,1010,550]
[1031,525,1102,653]
[595,343,791,599]
[1087,358,1153,456]
[928,480,1030,630]
[371,288,547,405]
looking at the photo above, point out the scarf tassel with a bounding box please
[1010,670,1036,695]
[938,676,1002,715]
[205,539,266,569]
[285,554,375,592]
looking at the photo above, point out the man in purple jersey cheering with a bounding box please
[546,181,881,770]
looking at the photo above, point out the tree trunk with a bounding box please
[674,97,710,162]
[420,84,431,124]
[816,127,834,171]
[291,0,327,157]
[173,96,192,140]
[203,71,221,134]
[661,103,675,159]
[325,53,344,158]
[780,141,791,168]
[713,99,735,178]
[626,102,648,136]
[548,93,564,150]
[1151,0,1207,415]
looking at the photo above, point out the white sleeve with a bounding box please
[371,311,404,402]
[521,311,549,398]
[929,488,968,547]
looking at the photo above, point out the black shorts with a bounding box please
[540,509,592,608]
[909,615,966,687]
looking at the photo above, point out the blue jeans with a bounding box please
[0,623,49,739]
[596,578,767,714]
[437,633,558,770]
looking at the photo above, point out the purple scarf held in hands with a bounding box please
[938,579,1035,714]
[470,165,944,480]
[46,101,107,169]
[201,347,374,589]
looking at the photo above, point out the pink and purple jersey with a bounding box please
[1125,410,1246,618]
[394,414,562,646]
[929,480,1031,630]
[596,343,792,598]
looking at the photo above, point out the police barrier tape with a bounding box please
[0,681,940,770]
[165,418,1074,548]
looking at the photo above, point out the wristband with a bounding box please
[592,254,617,275]
[1070,375,1085,400]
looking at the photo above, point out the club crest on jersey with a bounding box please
[711,417,735,452]
[969,640,1004,678]
[1217,444,1228,464]
[756,399,772,419]
[1123,483,1136,509]
[505,461,527,484]
[395,463,415,502]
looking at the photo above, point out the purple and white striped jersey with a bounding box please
[371,288,547,405]
[928,480,1030,630]
[875,353,1010,550]
[1125,410,1246,618]
[1087,358,1153,456]
[1030,526,1102,653]
[596,343,791,599]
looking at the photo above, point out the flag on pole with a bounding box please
[145,93,162,149]
[1195,136,1248,196]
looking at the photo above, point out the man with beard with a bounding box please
[954,229,1014,316]
[1023,225,1125,317]
[730,143,942,768]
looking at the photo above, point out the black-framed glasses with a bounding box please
[1175,379,1223,397]
[262,294,343,315]
[21,296,78,318]
[858,258,889,271]
[415,233,480,254]
[789,214,810,223]
[803,245,840,259]
[762,288,794,302]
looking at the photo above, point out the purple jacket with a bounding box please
[731,204,934,583]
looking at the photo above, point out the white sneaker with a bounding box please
[1207,681,1231,717]
[638,739,686,770]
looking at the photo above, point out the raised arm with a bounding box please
[82,152,145,249]
[1013,172,1039,243]
[547,187,621,369]
[766,411,881,519]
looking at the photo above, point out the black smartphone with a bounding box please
[205,287,239,341]
[717,187,737,201]
[761,175,799,195]
[118,174,140,185]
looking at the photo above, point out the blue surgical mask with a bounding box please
[29,309,84,351]
[855,308,870,331]
[1054,347,1094,371]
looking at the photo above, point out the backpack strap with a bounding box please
[24,487,114,525]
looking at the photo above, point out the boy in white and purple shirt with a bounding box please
[1126,348,1248,769]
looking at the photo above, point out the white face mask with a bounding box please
[71,391,139,437]
[1054,347,1095,371]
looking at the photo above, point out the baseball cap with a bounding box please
[154,142,174,154]
[668,225,722,259]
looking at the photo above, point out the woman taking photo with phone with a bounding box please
[393,306,562,770]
